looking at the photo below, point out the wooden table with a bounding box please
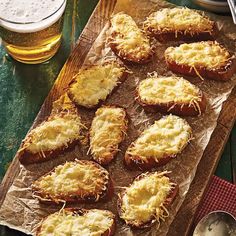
[0,0,235,235]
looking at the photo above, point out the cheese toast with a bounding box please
[32,160,112,204]
[125,115,192,170]
[118,171,178,228]
[18,94,83,165]
[90,106,128,165]
[68,61,127,108]
[36,208,115,236]
[136,75,206,116]
[144,8,217,42]
[108,12,153,64]
[165,41,236,81]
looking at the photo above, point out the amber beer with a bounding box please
[0,0,66,64]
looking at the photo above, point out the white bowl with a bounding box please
[193,0,230,12]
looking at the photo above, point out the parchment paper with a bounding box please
[0,0,236,235]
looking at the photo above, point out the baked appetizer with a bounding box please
[136,75,206,116]
[36,208,115,236]
[89,106,128,165]
[108,12,153,64]
[118,171,178,228]
[165,41,236,81]
[32,160,112,203]
[68,61,127,108]
[125,115,192,170]
[18,94,83,164]
[144,8,217,42]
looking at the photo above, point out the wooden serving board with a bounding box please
[0,0,236,235]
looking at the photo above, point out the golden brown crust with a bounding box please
[89,105,128,166]
[36,208,116,236]
[124,146,176,170]
[67,61,128,109]
[145,21,218,43]
[117,172,178,229]
[18,95,83,165]
[18,136,80,165]
[108,13,154,64]
[143,8,218,42]
[136,88,207,116]
[166,57,236,81]
[32,160,113,204]
[109,41,154,65]
[124,116,192,170]
[165,42,236,81]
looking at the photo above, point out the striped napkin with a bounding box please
[194,175,236,226]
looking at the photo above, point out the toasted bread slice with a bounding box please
[125,115,192,170]
[136,75,206,116]
[108,12,153,64]
[89,106,128,165]
[32,160,112,203]
[144,8,217,42]
[118,171,178,228]
[36,208,115,236]
[18,94,84,165]
[68,61,127,108]
[165,41,236,81]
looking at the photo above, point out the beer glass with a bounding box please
[0,0,67,64]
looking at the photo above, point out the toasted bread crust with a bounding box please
[144,8,218,42]
[124,115,192,170]
[36,208,116,236]
[136,78,207,116]
[117,172,178,228]
[18,137,79,165]
[165,41,236,81]
[166,57,236,81]
[18,95,83,165]
[68,61,128,109]
[108,13,154,64]
[124,148,176,170]
[89,105,128,165]
[145,22,218,42]
[32,160,113,204]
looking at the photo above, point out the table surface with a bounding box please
[0,0,235,235]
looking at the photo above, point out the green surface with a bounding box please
[0,0,235,235]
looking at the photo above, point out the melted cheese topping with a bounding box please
[110,13,152,60]
[38,209,114,236]
[144,8,214,33]
[138,75,201,104]
[126,115,191,162]
[90,107,127,163]
[120,171,174,224]
[23,113,82,154]
[69,62,126,108]
[165,41,231,70]
[34,161,108,198]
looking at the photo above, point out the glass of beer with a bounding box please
[0,0,67,64]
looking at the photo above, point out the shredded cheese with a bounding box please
[120,171,175,225]
[165,41,231,70]
[144,8,214,34]
[110,13,152,61]
[90,106,127,164]
[22,112,82,154]
[33,161,109,200]
[69,62,126,108]
[38,209,114,236]
[126,115,192,162]
[138,75,201,104]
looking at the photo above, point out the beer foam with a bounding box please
[0,0,66,33]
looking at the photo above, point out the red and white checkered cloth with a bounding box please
[194,175,236,226]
